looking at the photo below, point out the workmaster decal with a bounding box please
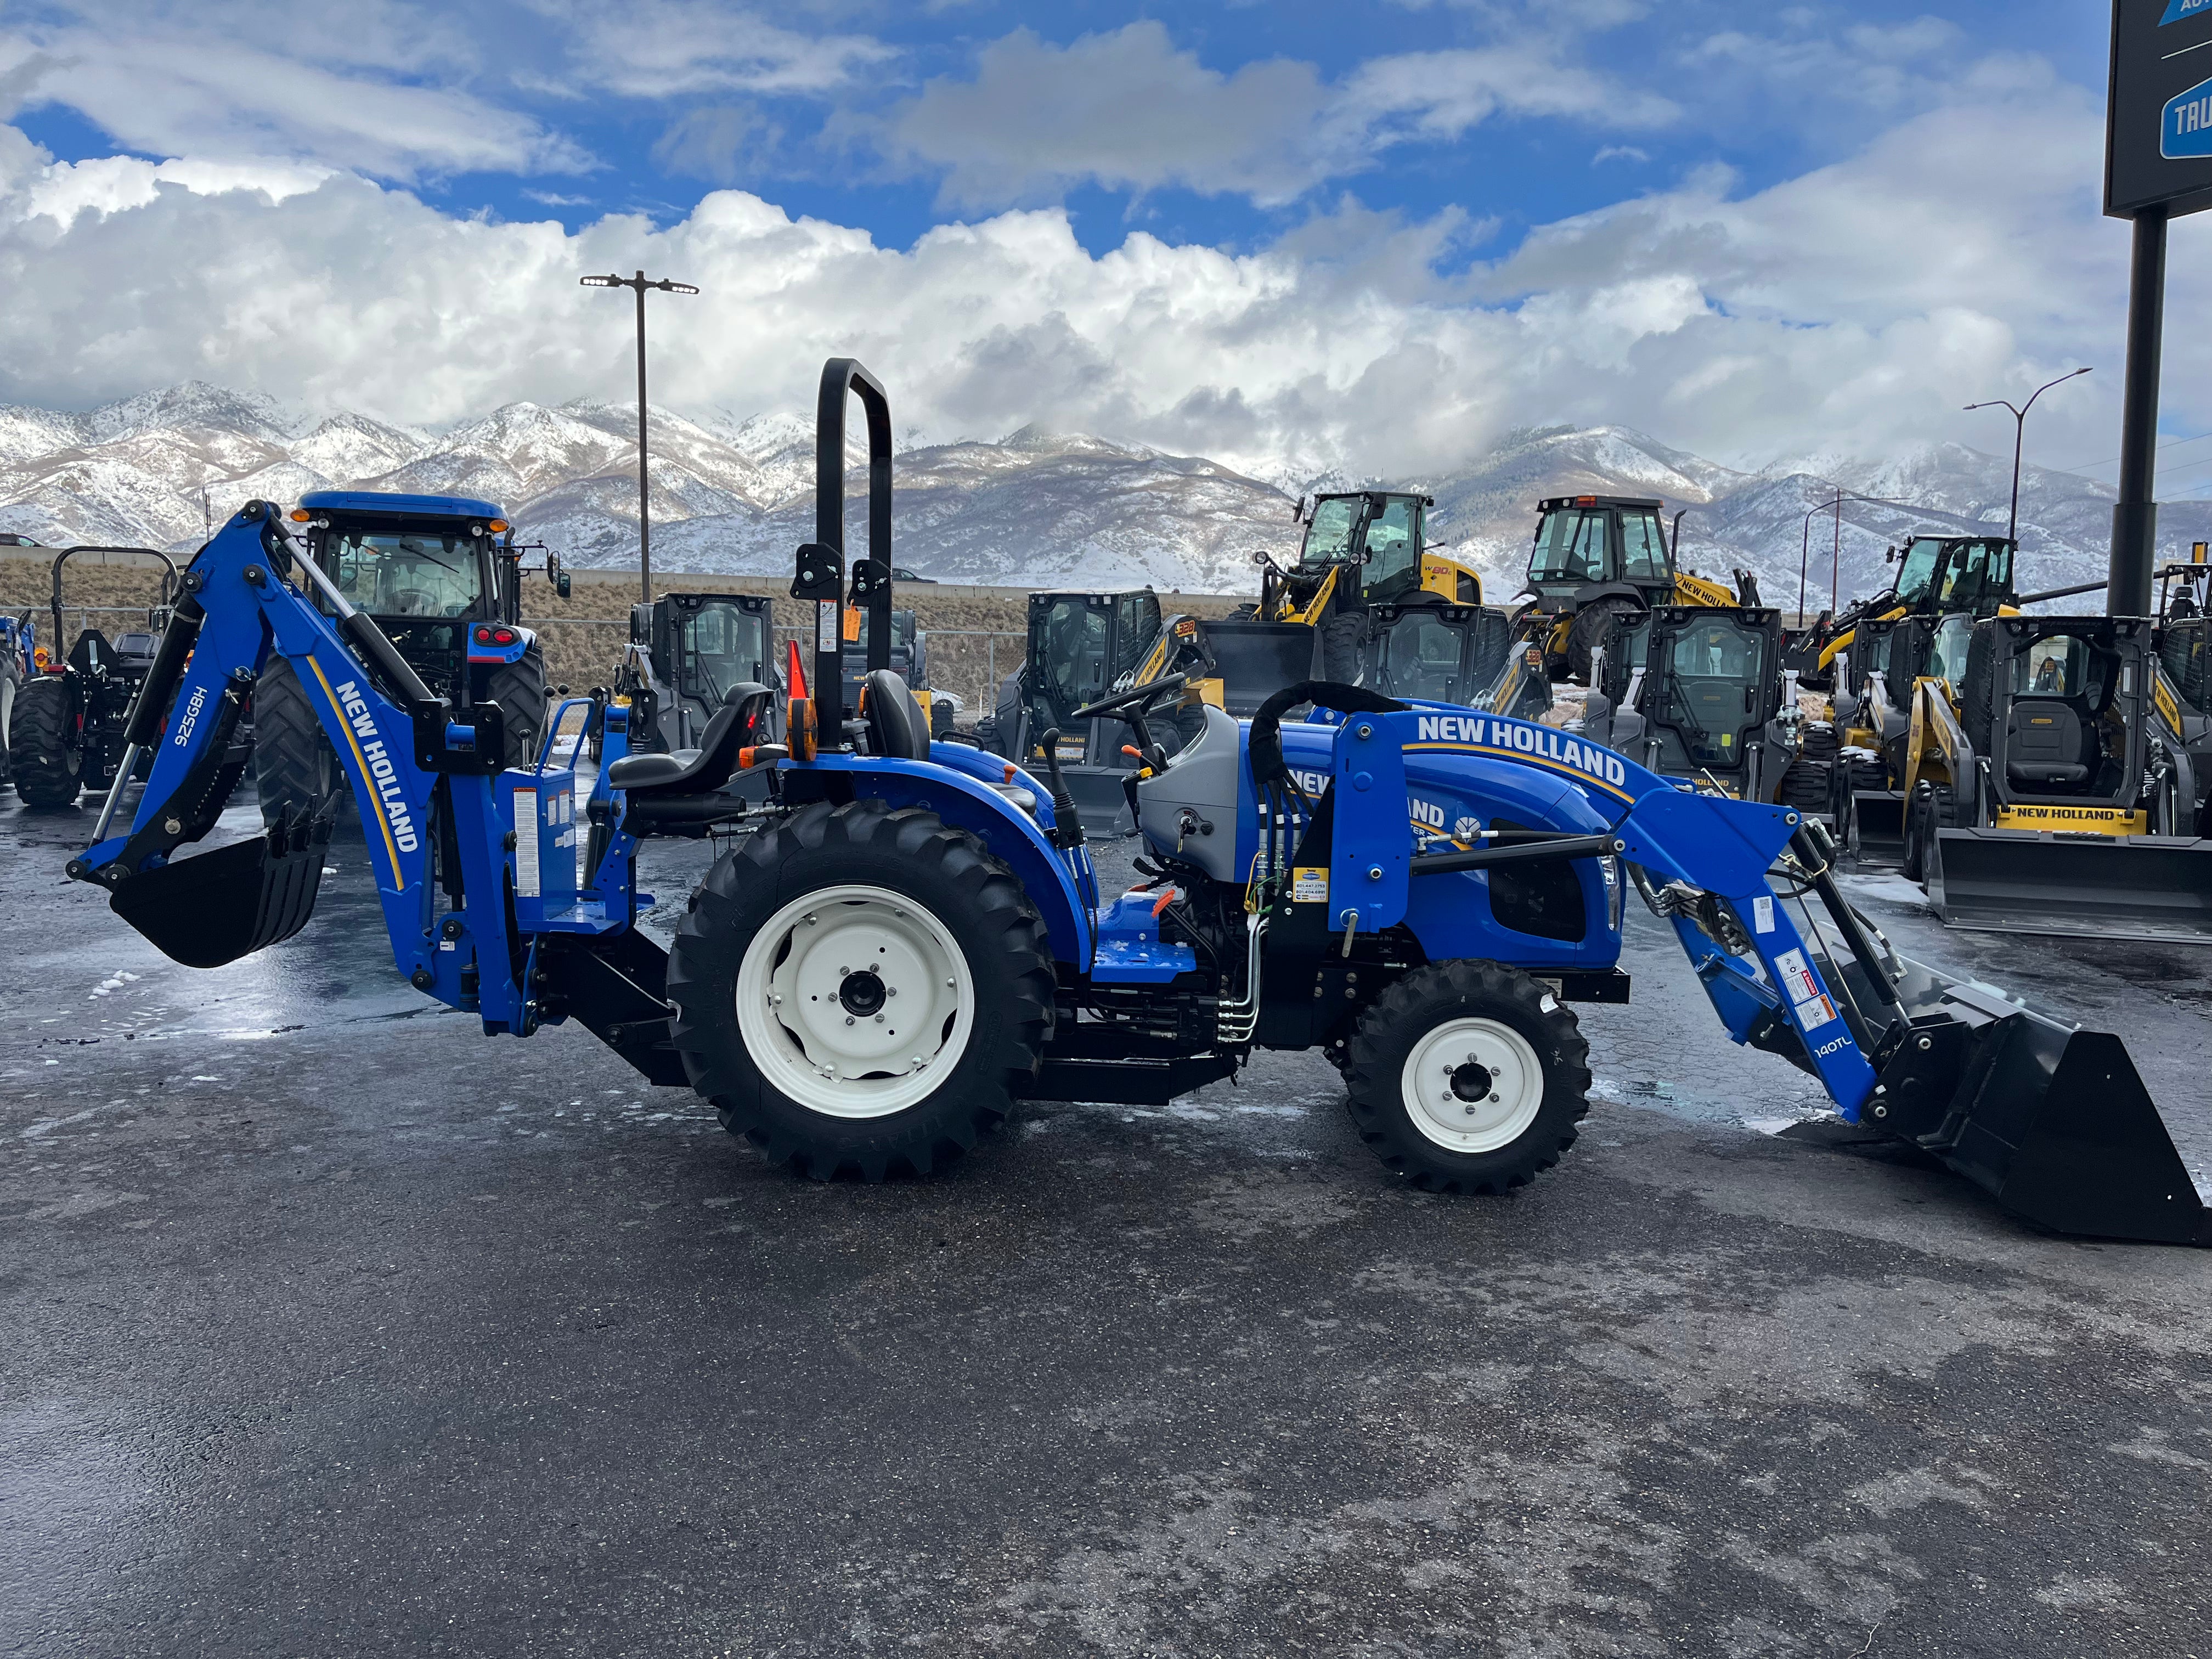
[2163,0,2211,26]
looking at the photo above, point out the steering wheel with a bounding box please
[1068,673,1190,773]
[1068,672,1188,725]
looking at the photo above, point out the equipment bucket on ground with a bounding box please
[1928,828,2212,944]
[108,817,332,968]
[1866,955,2208,1244]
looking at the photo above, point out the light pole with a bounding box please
[1966,366,2091,544]
[582,270,699,602]
[1799,492,1907,619]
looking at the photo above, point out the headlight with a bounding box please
[1601,854,1624,932]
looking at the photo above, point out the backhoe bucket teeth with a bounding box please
[109,815,333,969]
[1928,828,2212,944]
[1872,961,2209,1245]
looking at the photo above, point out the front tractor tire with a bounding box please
[9,674,82,808]
[667,801,1058,1181]
[1345,960,1592,1194]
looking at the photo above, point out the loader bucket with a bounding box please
[1199,621,1323,716]
[109,815,332,969]
[1928,828,2212,944]
[1867,958,2208,1244]
[1852,787,1905,856]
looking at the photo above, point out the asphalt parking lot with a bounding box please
[5,791,2210,1658]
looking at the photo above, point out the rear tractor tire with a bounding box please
[487,642,548,771]
[9,674,82,808]
[252,653,341,829]
[667,800,1058,1181]
[1565,596,1643,685]
[1345,960,1591,1194]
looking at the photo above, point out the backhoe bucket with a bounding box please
[109,815,332,969]
[1869,960,2209,1245]
[1928,828,2212,944]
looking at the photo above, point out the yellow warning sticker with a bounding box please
[1291,866,1329,904]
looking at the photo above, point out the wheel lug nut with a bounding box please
[845,1015,854,1025]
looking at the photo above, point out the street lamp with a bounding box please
[1798,492,1911,619]
[582,270,700,602]
[1966,366,2092,544]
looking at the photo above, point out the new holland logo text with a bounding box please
[1414,714,1629,788]
[171,684,208,747]
[334,679,420,853]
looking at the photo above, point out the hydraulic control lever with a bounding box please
[1034,729,1087,850]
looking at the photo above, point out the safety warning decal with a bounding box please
[1772,947,1837,1033]
[514,787,540,898]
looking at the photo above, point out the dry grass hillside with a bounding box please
[0,551,1243,706]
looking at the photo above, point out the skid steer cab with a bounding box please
[71,358,2209,1248]
[614,590,780,757]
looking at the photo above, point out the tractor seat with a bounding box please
[860,668,930,760]
[2005,698,2091,788]
[606,682,770,795]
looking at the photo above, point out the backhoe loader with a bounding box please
[65,357,2207,1246]
[1515,496,1748,682]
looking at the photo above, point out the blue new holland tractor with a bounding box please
[67,360,2207,1244]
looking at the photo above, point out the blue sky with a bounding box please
[0,1,2200,484]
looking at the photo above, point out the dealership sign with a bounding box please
[2111,0,2212,216]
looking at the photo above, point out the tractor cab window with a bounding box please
[1363,497,1419,595]
[1928,613,1973,686]
[1036,599,1110,713]
[678,603,767,704]
[328,528,484,617]
[1529,510,1610,585]
[2016,636,2106,702]
[1620,512,1669,582]
[1894,537,1945,606]
[1934,539,2012,612]
[1660,618,1767,769]
[1381,612,1466,702]
[1298,497,1361,571]
[1115,592,1161,677]
[1672,620,1763,684]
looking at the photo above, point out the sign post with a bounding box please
[2105,0,2212,614]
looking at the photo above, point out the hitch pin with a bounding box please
[1339,907,1360,958]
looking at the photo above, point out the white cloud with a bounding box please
[545,0,893,99]
[0,18,587,180]
[886,20,1675,208]
[0,74,2202,486]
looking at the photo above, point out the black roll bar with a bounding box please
[789,358,893,742]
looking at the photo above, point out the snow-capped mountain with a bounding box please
[2,382,2205,611]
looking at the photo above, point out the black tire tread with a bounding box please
[668,800,1056,1181]
[9,674,81,806]
[487,642,548,771]
[1345,959,1590,1194]
[252,653,336,828]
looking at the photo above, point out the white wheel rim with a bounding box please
[733,884,973,1119]
[1400,1016,1546,1154]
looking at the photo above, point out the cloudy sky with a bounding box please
[1,0,2205,492]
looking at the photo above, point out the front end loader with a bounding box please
[69,358,2207,1247]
